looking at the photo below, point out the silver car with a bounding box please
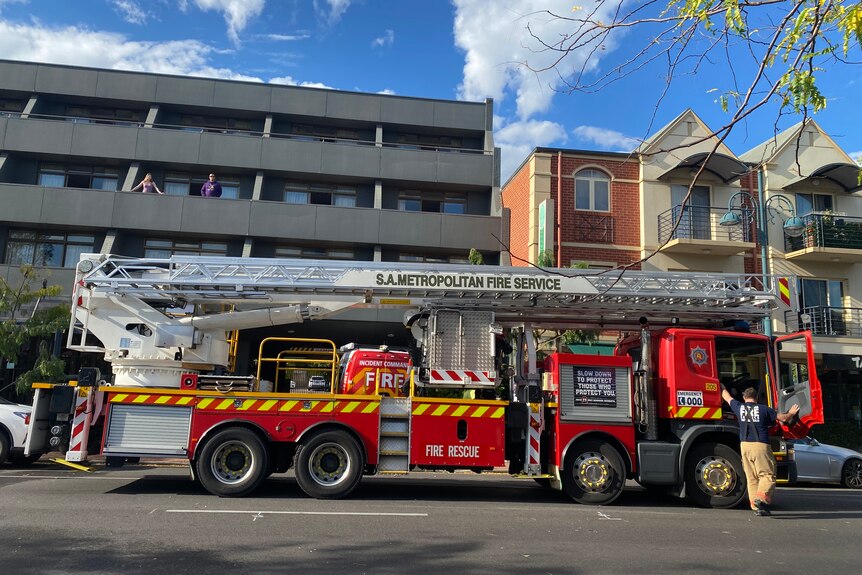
[0,397,38,465]
[789,436,862,489]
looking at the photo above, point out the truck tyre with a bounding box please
[294,430,364,499]
[9,453,41,466]
[684,442,745,508]
[561,438,625,505]
[196,427,269,497]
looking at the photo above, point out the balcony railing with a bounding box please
[573,212,614,244]
[784,306,862,337]
[784,212,862,252]
[658,205,753,244]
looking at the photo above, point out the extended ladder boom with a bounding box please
[73,254,792,327]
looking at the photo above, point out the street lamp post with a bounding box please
[719,190,805,336]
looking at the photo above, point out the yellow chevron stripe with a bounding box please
[710,408,721,419]
[176,397,193,405]
[197,398,213,409]
[280,400,299,412]
[258,400,277,412]
[490,407,505,418]
[432,405,449,416]
[471,406,489,418]
[155,396,171,405]
[321,402,335,413]
[677,407,691,418]
[216,399,234,410]
[451,405,469,417]
[132,395,150,404]
[112,394,128,403]
[413,403,429,416]
[238,400,256,411]
[694,407,710,418]
[341,401,360,414]
[361,402,377,414]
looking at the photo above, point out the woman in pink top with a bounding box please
[130,173,164,194]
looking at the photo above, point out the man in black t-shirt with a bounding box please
[720,385,800,516]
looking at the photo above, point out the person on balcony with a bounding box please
[201,173,222,198]
[129,173,164,194]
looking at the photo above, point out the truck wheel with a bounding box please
[561,439,625,505]
[294,430,364,499]
[684,442,745,508]
[196,427,269,497]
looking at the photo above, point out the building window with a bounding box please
[284,182,356,207]
[395,133,463,150]
[795,192,833,215]
[574,169,610,211]
[397,191,466,214]
[38,164,119,191]
[398,253,470,264]
[144,239,228,258]
[288,124,361,142]
[164,172,240,199]
[5,230,96,267]
[0,98,24,116]
[65,105,144,126]
[275,246,356,260]
[178,114,255,133]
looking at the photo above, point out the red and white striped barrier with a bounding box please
[428,369,495,386]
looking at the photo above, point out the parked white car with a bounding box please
[308,376,329,391]
[788,436,862,489]
[0,397,38,465]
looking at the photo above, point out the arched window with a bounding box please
[574,169,610,211]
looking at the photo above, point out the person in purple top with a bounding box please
[130,173,163,194]
[201,173,222,197]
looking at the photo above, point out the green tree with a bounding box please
[0,266,69,395]
[468,248,484,265]
[536,249,555,268]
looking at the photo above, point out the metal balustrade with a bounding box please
[784,306,862,337]
[658,205,753,244]
[784,212,862,252]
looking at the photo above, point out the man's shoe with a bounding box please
[753,499,771,516]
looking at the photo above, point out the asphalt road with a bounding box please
[1,461,860,575]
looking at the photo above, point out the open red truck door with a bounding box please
[774,331,824,438]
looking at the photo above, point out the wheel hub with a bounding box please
[695,457,735,496]
[310,444,349,485]
[212,441,253,484]
[575,452,610,491]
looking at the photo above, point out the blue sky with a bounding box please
[0,0,860,180]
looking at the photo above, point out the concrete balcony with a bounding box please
[657,205,754,256]
[784,213,862,264]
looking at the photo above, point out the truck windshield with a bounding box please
[715,336,770,404]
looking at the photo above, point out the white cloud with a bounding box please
[190,0,265,45]
[495,117,568,181]
[372,29,394,48]
[260,32,310,41]
[453,1,622,120]
[112,0,146,25]
[0,20,261,81]
[572,126,639,151]
[0,0,28,11]
[849,150,862,165]
[377,88,396,95]
[269,76,334,90]
[314,0,352,25]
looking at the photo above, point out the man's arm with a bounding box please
[720,384,733,405]
[776,404,801,424]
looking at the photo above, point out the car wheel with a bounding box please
[841,458,862,489]
[196,427,269,497]
[294,430,364,499]
[9,453,41,466]
[684,442,746,509]
[560,438,626,505]
[0,432,10,465]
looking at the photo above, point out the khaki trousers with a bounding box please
[740,441,776,507]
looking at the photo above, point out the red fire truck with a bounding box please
[25,254,822,507]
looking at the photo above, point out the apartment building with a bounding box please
[0,60,502,367]
[503,109,862,424]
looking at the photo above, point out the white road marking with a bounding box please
[597,511,622,521]
[0,474,140,480]
[166,509,428,517]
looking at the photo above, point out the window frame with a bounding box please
[143,238,229,258]
[574,169,611,212]
[795,192,833,216]
[38,163,119,191]
[283,182,357,207]
[274,246,356,260]
[5,229,96,268]
[396,190,467,214]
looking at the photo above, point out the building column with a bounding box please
[100,229,119,254]
[144,104,160,128]
[20,95,38,118]
[373,245,382,262]
[263,114,273,138]
[252,170,264,201]
[123,162,142,191]
[374,179,383,209]
[242,237,254,258]
[375,124,383,148]
[0,153,8,178]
